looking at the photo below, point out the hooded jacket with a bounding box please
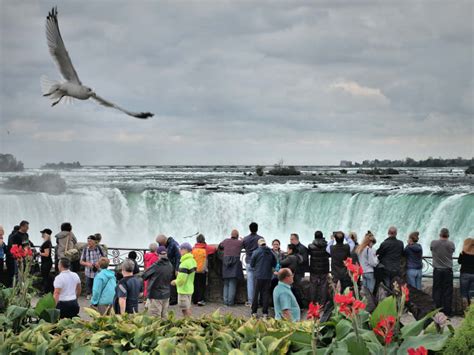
[308,238,330,274]
[404,243,423,270]
[91,269,116,306]
[55,231,77,259]
[250,246,277,280]
[142,256,174,299]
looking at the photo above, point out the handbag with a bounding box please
[64,233,80,261]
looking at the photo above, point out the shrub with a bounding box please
[442,304,474,354]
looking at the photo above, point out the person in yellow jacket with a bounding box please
[170,243,197,317]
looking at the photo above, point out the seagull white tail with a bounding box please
[41,75,62,99]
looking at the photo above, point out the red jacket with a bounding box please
[144,252,159,269]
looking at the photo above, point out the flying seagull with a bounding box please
[42,7,153,119]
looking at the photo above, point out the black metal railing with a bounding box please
[103,247,460,278]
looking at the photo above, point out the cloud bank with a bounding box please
[0,0,472,166]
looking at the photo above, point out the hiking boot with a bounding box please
[197,301,206,306]
[245,302,252,307]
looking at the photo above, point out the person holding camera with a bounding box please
[80,235,105,300]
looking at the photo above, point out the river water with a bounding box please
[1,166,473,253]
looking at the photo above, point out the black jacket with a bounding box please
[142,256,174,300]
[330,243,350,280]
[166,237,181,270]
[308,238,330,274]
[377,237,404,272]
[280,253,299,274]
[294,242,309,275]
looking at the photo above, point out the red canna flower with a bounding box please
[344,257,363,282]
[10,245,26,259]
[373,315,396,345]
[407,346,427,355]
[25,248,33,257]
[353,299,366,312]
[307,302,322,320]
[334,291,366,317]
[401,284,409,302]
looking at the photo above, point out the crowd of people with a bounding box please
[0,221,473,321]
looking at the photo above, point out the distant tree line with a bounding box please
[41,161,82,169]
[0,154,24,172]
[349,157,474,168]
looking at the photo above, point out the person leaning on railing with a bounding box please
[404,232,423,290]
[430,228,455,317]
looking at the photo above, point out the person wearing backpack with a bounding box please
[191,234,216,306]
[91,257,116,315]
[55,222,79,272]
[80,235,105,300]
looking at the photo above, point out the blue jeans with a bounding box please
[407,268,422,290]
[223,278,237,306]
[362,272,375,293]
[246,267,255,303]
[460,273,474,301]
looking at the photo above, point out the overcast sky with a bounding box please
[0,0,473,166]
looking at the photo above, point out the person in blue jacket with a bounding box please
[91,257,117,315]
[404,232,423,290]
[250,238,276,318]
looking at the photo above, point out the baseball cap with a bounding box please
[40,228,52,235]
[258,238,266,246]
[157,246,167,254]
[179,242,193,252]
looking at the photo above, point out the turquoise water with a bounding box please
[1,166,472,252]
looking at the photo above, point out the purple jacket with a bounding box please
[219,238,243,257]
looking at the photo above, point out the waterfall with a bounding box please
[1,187,472,253]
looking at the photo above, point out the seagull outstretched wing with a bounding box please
[92,94,154,119]
[46,7,82,84]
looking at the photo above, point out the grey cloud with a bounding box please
[0,0,472,166]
